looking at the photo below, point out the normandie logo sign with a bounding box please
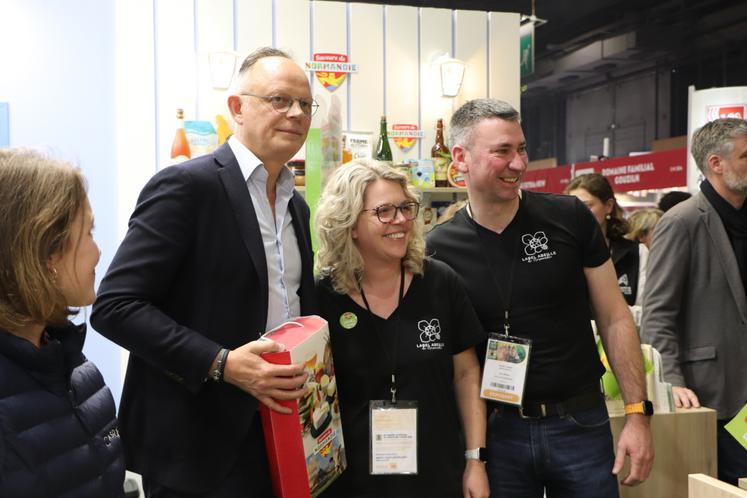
[305,53,359,92]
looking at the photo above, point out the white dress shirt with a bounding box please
[228,136,302,331]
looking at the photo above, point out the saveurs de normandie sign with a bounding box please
[305,53,359,92]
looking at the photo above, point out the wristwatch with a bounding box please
[465,447,487,462]
[624,400,654,416]
[209,348,230,382]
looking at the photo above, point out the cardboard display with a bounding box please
[259,316,346,498]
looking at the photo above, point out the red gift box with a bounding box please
[259,316,347,498]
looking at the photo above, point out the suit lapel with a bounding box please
[699,194,747,319]
[288,193,315,312]
[215,145,269,320]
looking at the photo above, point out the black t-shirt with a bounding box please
[427,190,609,402]
[317,259,485,498]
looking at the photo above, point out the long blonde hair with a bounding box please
[0,149,87,333]
[315,159,425,295]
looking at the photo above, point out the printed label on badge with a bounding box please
[369,400,418,475]
[339,312,358,329]
[481,334,531,406]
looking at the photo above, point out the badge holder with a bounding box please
[369,398,418,475]
[480,332,532,407]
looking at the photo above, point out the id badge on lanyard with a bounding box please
[480,333,532,407]
[360,265,418,475]
[369,400,419,475]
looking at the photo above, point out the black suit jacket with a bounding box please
[91,143,316,491]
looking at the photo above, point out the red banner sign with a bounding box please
[706,104,746,121]
[521,148,688,194]
[521,165,572,193]
[573,148,687,191]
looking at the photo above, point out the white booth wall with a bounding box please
[0,0,122,401]
[1,0,519,404]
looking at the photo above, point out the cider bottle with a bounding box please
[432,119,449,187]
[170,108,191,164]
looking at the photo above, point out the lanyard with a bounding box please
[466,202,521,336]
[359,262,405,403]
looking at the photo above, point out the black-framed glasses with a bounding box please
[239,93,319,117]
[363,202,420,223]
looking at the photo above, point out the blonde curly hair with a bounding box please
[314,159,425,295]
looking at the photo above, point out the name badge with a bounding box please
[369,400,418,475]
[480,334,532,406]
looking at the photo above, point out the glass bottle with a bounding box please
[342,135,353,164]
[170,108,191,164]
[374,115,393,164]
[432,118,449,188]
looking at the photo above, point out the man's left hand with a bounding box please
[612,415,654,486]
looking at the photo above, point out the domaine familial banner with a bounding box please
[305,54,358,92]
[389,124,423,153]
[521,148,688,194]
[573,148,687,191]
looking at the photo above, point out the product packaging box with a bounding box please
[259,316,347,498]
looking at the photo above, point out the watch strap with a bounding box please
[465,447,487,462]
[209,348,230,382]
[624,400,654,416]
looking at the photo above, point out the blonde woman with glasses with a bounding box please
[314,159,488,498]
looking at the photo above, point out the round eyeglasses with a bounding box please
[240,93,319,117]
[362,202,420,223]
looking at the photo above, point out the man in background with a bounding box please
[657,190,691,212]
[643,117,747,485]
[92,47,317,497]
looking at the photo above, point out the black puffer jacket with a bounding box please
[0,322,125,498]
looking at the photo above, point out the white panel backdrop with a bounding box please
[119,0,520,170]
[349,3,385,133]
[489,12,521,108]
[385,5,420,164]
[456,9,488,107]
[420,8,453,157]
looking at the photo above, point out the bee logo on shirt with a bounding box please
[416,319,444,351]
[520,231,557,263]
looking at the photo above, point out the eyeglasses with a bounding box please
[239,93,319,117]
[363,202,420,223]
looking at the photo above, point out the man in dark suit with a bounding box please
[642,117,747,485]
[91,47,318,497]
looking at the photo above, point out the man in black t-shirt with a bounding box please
[427,99,653,498]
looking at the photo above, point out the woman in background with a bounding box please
[315,159,488,498]
[566,173,648,306]
[625,208,663,250]
[0,149,125,497]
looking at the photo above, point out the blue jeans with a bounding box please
[487,396,619,498]
[717,419,747,485]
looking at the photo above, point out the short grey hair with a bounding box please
[691,118,747,175]
[449,99,521,148]
[238,47,292,76]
